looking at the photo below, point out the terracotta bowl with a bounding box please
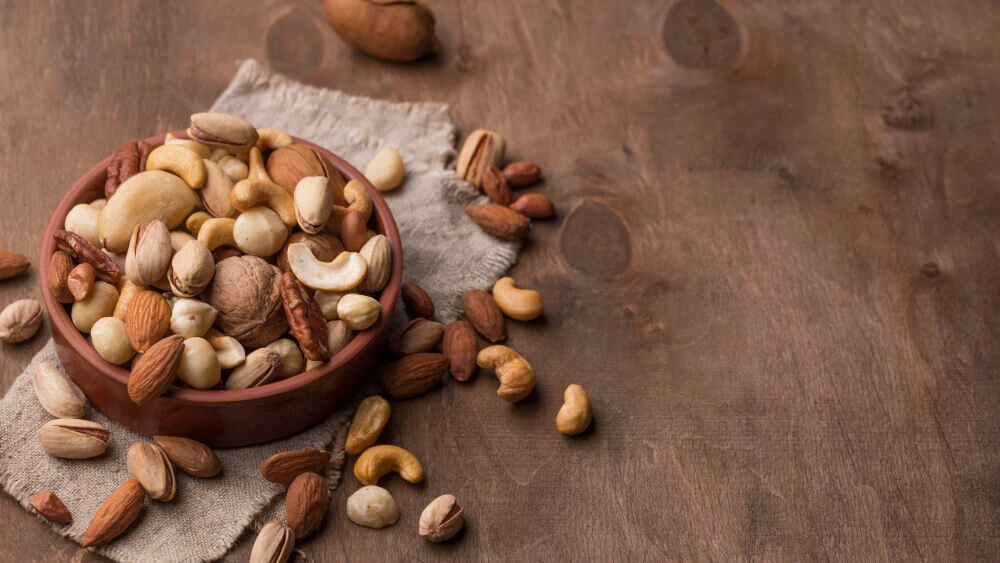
[38,132,402,447]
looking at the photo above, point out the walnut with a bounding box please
[202,256,288,347]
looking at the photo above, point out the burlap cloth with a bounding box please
[0,59,519,562]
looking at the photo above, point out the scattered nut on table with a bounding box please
[556,384,592,435]
[346,485,398,529]
[419,494,464,542]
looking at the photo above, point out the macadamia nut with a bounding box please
[346,485,399,529]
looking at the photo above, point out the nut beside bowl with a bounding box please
[39,132,402,447]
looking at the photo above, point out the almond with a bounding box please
[29,491,72,524]
[128,334,184,405]
[464,204,530,240]
[389,318,444,357]
[153,435,221,478]
[442,320,478,381]
[340,210,367,252]
[285,472,327,539]
[482,166,512,205]
[379,353,449,399]
[261,449,332,485]
[502,161,541,187]
[82,479,145,547]
[124,290,171,352]
[0,250,30,280]
[462,289,506,342]
[47,251,74,304]
[401,282,434,318]
[510,193,555,219]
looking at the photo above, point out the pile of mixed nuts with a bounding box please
[44,112,393,401]
[0,112,593,558]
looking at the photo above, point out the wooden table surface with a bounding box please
[2,0,999,560]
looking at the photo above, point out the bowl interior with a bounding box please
[39,132,402,406]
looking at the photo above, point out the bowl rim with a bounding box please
[39,131,402,407]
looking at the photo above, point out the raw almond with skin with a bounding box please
[482,166,512,205]
[47,251,74,304]
[128,334,184,405]
[510,193,555,219]
[502,161,541,187]
[285,472,327,539]
[153,435,221,478]
[462,289,506,342]
[124,291,171,352]
[379,353,449,399]
[340,210,366,252]
[0,250,30,280]
[464,204,530,240]
[29,491,72,524]
[82,479,145,547]
[261,449,332,485]
[442,320,478,381]
[401,282,433,318]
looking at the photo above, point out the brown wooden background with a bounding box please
[2,0,999,560]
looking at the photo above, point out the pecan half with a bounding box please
[105,141,140,198]
[280,272,330,362]
[53,230,120,285]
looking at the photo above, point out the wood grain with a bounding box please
[2,0,1000,559]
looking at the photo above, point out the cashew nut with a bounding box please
[233,208,288,257]
[353,445,423,486]
[256,128,293,150]
[145,144,207,189]
[231,178,297,226]
[286,243,367,292]
[185,211,212,235]
[491,277,544,321]
[89,198,107,210]
[556,384,592,435]
[164,133,212,158]
[326,180,373,234]
[476,345,536,402]
[196,218,238,251]
[247,146,273,182]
